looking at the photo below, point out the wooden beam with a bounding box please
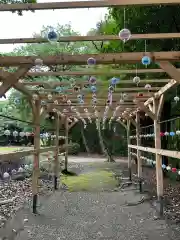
[54,104,137,108]
[117,119,127,129]
[0,52,180,66]
[153,98,163,202]
[24,69,180,76]
[32,99,41,213]
[128,144,180,159]
[29,87,159,93]
[0,146,56,161]
[158,61,180,82]
[14,82,32,97]
[1,33,180,44]
[148,104,153,112]
[54,114,60,190]
[64,117,69,171]
[0,69,8,80]
[136,112,142,180]
[22,79,170,86]
[156,95,164,121]
[0,65,31,97]
[0,0,179,11]
[39,93,151,100]
[68,118,79,130]
[144,79,177,106]
[134,99,155,120]
[127,120,132,180]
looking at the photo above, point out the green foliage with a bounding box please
[89,6,180,81]
[69,120,127,156]
[68,143,80,155]
[0,0,36,3]
[0,0,37,16]
[4,23,99,127]
[60,143,80,155]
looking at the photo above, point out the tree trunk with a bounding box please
[96,120,114,162]
[80,126,91,155]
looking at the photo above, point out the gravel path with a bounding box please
[1,190,179,240]
[0,160,180,240]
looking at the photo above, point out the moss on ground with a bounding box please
[61,170,119,192]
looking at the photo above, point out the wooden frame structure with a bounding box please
[0,0,180,215]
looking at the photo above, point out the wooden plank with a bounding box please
[153,98,163,199]
[1,33,180,44]
[29,87,160,93]
[64,117,69,171]
[0,0,179,12]
[14,82,32,97]
[157,95,164,120]
[25,69,180,76]
[39,93,152,99]
[54,114,60,190]
[144,79,177,106]
[32,99,40,213]
[134,99,155,120]
[0,146,56,161]
[158,61,180,82]
[0,65,31,97]
[128,144,180,159]
[22,79,170,86]
[126,120,131,180]
[136,112,142,179]
[0,52,180,66]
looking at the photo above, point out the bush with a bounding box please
[60,143,80,155]
[68,143,80,155]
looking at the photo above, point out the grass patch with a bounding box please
[61,170,119,192]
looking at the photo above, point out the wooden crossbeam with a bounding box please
[128,144,180,159]
[1,33,180,44]
[16,69,180,77]
[0,0,179,12]
[134,99,155,120]
[70,97,149,101]
[158,61,180,82]
[29,87,160,93]
[0,65,32,97]
[56,103,137,108]
[0,52,179,66]
[52,104,137,108]
[39,93,151,100]
[22,79,170,86]
[144,79,177,105]
[14,82,32,97]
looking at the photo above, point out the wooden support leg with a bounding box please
[54,114,60,190]
[153,97,164,216]
[136,111,142,192]
[127,120,132,181]
[32,100,40,214]
[64,117,69,171]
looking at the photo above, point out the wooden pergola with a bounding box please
[0,0,180,215]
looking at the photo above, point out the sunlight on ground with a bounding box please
[61,170,118,192]
[0,147,21,152]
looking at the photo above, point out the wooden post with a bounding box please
[136,111,142,192]
[32,99,40,214]
[127,120,131,181]
[64,117,68,171]
[54,113,60,190]
[153,97,164,216]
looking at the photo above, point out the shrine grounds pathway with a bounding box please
[1,157,180,240]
